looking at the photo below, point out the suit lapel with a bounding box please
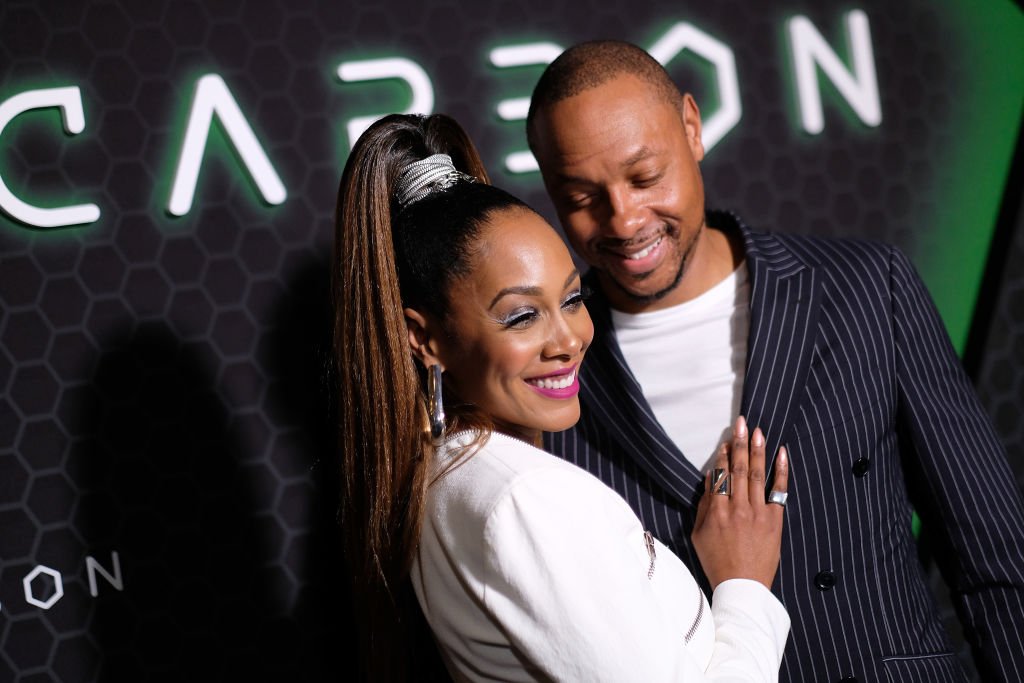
[578,213,822,509]
[579,277,706,506]
[739,224,822,471]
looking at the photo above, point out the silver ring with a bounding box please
[711,468,732,496]
[767,490,788,507]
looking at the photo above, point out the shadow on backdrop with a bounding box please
[71,311,345,681]
[276,255,450,681]
[261,254,357,680]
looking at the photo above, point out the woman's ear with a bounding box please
[405,307,444,369]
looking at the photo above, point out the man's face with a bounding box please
[532,74,708,313]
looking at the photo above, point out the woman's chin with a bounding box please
[493,403,581,441]
[535,402,582,435]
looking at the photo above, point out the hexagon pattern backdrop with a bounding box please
[1,1,1022,680]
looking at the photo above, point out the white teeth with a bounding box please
[627,236,662,260]
[529,369,576,391]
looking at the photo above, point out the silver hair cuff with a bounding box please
[394,153,475,209]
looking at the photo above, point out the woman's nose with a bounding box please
[543,316,584,359]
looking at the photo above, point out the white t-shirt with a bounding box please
[412,430,789,682]
[610,263,750,472]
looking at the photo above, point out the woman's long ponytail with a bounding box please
[332,114,488,681]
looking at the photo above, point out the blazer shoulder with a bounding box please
[714,210,899,269]
[432,432,595,521]
[766,230,897,269]
[741,226,909,307]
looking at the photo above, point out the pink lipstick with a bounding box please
[525,365,580,399]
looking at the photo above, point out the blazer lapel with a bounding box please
[738,224,822,470]
[577,214,822,509]
[579,277,706,507]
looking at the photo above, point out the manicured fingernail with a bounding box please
[753,427,764,447]
[736,415,747,438]
[778,446,787,463]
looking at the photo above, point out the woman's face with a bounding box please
[433,207,594,442]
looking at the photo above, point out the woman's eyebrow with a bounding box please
[488,285,541,310]
[487,269,579,310]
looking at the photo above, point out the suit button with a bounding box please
[814,570,837,590]
[851,457,871,477]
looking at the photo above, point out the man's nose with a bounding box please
[604,186,645,238]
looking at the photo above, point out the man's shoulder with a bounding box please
[720,212,898,272]
[737,223,897,270]
[763,229,892,255]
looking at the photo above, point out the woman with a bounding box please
[333,113,789,682]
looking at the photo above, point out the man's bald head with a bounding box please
[526,40,682,152]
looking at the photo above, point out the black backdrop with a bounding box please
[1,1,1022,680]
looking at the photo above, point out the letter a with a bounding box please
[167,74,286,216]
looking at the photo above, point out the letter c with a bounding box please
[0,86,101,228]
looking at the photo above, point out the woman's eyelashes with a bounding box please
[499,307,538,329]
[563,286,591,310]
[498,288,587,329]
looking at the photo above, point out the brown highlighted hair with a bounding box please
[332,113,528,680]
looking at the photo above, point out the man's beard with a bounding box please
[604,225,700,304]
[607,257,687,304]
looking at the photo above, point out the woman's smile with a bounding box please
[525,364,579,397]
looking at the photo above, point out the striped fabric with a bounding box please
[545,212,1024,683]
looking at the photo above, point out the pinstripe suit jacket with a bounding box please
[545,212,1024,683]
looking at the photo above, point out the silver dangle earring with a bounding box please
[427,364,446,439]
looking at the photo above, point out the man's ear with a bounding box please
[680,93,705,162]
[404,307,444,369]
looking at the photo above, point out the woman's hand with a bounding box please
[691,416,789,590]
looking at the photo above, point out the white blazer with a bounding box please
[411,431,790,682]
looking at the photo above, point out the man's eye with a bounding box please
[565,193,595,209]
[633,174,661,187]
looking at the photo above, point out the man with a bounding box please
[528,40,1024,683]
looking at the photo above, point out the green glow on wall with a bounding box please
[915,0,1024,354]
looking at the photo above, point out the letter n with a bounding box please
[788,9,882,134]
[86,551,124,597]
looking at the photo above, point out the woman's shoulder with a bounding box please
[430,430,619,525]
[437,431,585,491]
